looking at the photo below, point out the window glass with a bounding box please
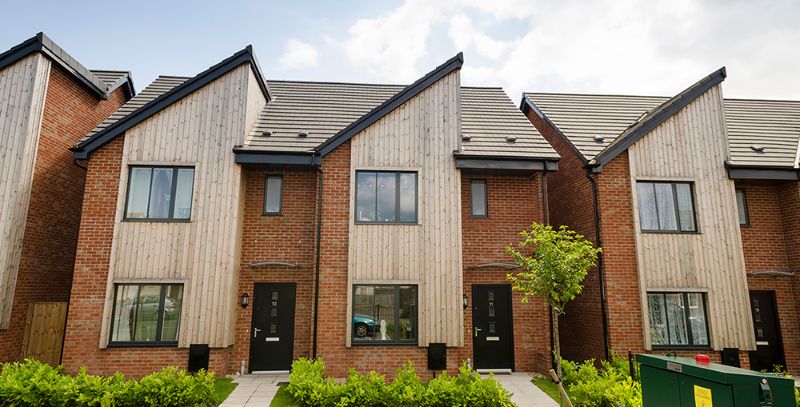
[648,294,668,346]
[471,180,487,217]
[655,183,678,231]
[148,169,173,219]
[736,189,748,225]
[675,184,696,231]
[355,172,417,223]
[637,182,696,232]
[665,293,688,345]
[637,183,659,230]
[352,285,417,344]
[265,176,282,214]
[376,173,396,222]
[356,172,377,222]
[399,173,417,222]
[125,167,194,220]
[161,285,183,342]
[647,292,709,347]
[126,168,152,219]
[174,169,194,219]
[110,284,183,345]
[687,293,708,346]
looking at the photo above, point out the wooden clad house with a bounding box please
[522,68,800,373]
[63,49,560,377]
[0,33,133,364]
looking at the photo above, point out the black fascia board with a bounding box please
[73,46,270,160]
[454,155,558,171]
[314,52,464,158]
[587,67,727,170]
[0,32,109,99]
[233,148,315,166]
[726,165,800,181]
[104,72,137,98]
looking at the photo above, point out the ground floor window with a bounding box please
[648,292,709,348]
[109,283,183,346]
[352,285,417,344]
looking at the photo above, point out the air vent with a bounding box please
[298,131,309,138]
[593,135,605,143]
[506,136,517,143]
[750,145,766,152]
[462,135,472,141]
[261,131,272,137]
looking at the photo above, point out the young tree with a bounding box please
[506,223,601,406]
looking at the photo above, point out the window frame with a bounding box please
[470,179,489,218]
[123,165,195,222]
[648,291,711,349]
[108,283,183,348]
[263,174,284,216]
[353,170,418,225]
[351,284,418,346]
[735,188,750,227]
[637,181,699,234]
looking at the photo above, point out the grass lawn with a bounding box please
[270,385,299,407]
[213,377,238,405]
[532,377,568,406]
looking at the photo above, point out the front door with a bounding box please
[472,285,514,370]
[748,290,785,371]
[249,283,296,372]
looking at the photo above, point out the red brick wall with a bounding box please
[737,183,791,272]
[525,108,606,363]
[231,168,317,373]
[0,65,128,362]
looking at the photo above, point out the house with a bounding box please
[63,47,560,377]
[522,68,800,373]
[0,33,134,364]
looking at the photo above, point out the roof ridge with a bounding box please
[525,91,672,99]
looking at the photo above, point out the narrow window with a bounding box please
[109,283,183,346]
[636,181,697,233]
[352,285,417,344]
[471,180,488,218]
[736,189,749,226]
[647,292,709,347]
[355,171,417,224]
[124,166,194,221]
[264,175,283,215]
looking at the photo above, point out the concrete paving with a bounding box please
[220,371,558,407]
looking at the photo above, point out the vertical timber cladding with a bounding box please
[627,84,755,351]
[0,54,51,329]
[347,71,464,347]
[98,64,266,348]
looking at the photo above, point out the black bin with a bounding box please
[188,344,210,373]
[428,343,446,371]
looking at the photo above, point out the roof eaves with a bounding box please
[588,67,727,170]
[726,162,800,181]
[520,94,589,166]
[72,46,269,160]
[314,52,464,158]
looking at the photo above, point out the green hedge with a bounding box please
[286,358,515,407]
[0,359,216,407]
[560,356,641,407]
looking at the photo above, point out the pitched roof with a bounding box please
[0,33,132,100]
[72,46,269,159]
[91,70,135,97]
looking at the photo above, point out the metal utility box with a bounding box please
[636,354,795,407]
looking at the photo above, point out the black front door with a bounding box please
[249,283,296,372]
[748,290,785,371]
[472,285,514,370]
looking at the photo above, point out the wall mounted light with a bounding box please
[463,294,469,309]
[240,292,249,308]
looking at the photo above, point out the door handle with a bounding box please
[253,328,261,338]
[474,327,482,337]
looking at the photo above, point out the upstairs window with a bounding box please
[125,166,194,221]
[264,175,283,215]
[648,292,709,348]
[109,283,183,346]
[735,189,749,226]
[355,171,417,224]
[470,180,488,218]
[636,181,696,233]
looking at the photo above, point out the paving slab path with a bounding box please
[488,372,559,407]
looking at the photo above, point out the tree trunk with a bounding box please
[551,309,573,407]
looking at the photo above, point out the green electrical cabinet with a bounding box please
[636,354,795,406]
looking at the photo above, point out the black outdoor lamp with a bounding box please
[240,292,249,308]
[463,294,469,309]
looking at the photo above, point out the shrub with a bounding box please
[286,358,514,407]
[560,356,641,407]
[0,359,217,407]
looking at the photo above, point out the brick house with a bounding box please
[522,68,800,373]
[64,47,560,377]
[0,33,133,364]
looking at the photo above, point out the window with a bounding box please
[736,189,749,226]
[470,180,488,217]
[264,175,283,215]
[352,285,417,344]
[647,292,709,348]
[355,171,417,223]
[109,284,183,346]
[636,181,697,232]
[125,166,194,220]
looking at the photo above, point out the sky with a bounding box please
[2,0,799,102]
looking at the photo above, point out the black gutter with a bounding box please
[312,166,323,359]
[233,149,315,166]
[454,156,559,171]
[541,167,557,370]
[727,165,800,181]
[586,170,611,361]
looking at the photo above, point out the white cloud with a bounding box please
[447,14,513,60]
[279,39,319,70]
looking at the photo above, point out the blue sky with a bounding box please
[3,0,799,101]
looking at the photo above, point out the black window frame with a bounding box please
[354,171,418,224]
[123,165,195,222]
[470,179,488,218]
[263,174,283,216]
[735,188,750,227]
[108,283,183,348]
[351,284,418,346]
[648,291,711,349]
[636,181,699,234]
